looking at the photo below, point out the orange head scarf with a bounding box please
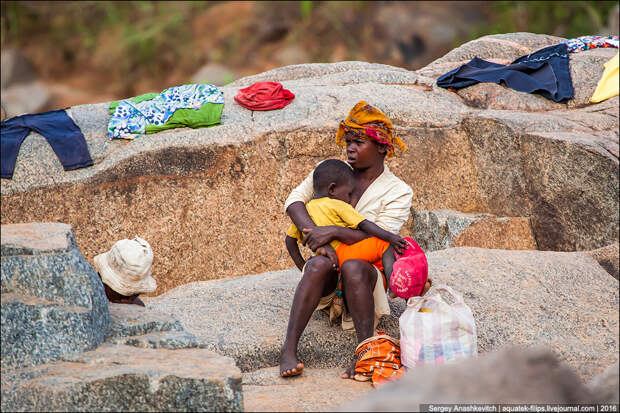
[335,101,407,157]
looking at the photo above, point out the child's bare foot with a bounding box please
[341,360,356,379]
[280,351,304,377]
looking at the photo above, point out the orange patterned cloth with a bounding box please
[354,331,405,387]
[335,101,407,157]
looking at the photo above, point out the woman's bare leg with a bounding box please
[339,259,377,379]
[280,256,338,377]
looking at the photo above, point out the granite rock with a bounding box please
[587,361,620,404]
[145,268,403,372]
[1,33,617,294]
[107,302,184,337]
[412,209,537,251]
[146,246,618,380]
[1,344,243,412]
[423,247,619,380]
[107,302,205,350]
[585,243,620,280]
[340,347,593,411]
[243,367,371,412]
[1,223,110,369]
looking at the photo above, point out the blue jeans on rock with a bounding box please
[437,43,574,102]
[1,109,93,179]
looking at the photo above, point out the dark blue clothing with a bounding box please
[1,109,93,179]
[437,43,574,102]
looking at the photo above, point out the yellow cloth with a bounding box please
[286,197,366,250]
[590,53,619,103]
[285,163,413,330]
[335,101,407,157]
[284,163,413,235]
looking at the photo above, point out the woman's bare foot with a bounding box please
[280,351,304,377]
[341,360,356,379]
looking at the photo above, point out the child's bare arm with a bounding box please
[285,235,306,271]
[357,220,407,254]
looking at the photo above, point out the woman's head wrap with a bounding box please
[335,101,407,157]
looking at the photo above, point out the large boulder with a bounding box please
[424,247,618,380]
[1,33,617,294]
[1,344,243,412]
[412,209,537,251]
[146,247,618,380]
[145,268,402,372]
[340,347,593,411]
[1,223,110,369]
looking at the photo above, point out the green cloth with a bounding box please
[108,92,223,134]
[109,93,159,112]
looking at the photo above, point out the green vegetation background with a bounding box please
[1,1,617,92]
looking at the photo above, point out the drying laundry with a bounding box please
[590,53,620,103]
[437,43,574,102]
[108,83,224,139]
[590,53,619,103]
[234,81,295,111]
[562,35,619,53]
[1,109,93,179]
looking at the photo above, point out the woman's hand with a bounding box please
[388,234,408,256]
[301,226,336,251]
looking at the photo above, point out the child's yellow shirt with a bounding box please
[286,197,366,249]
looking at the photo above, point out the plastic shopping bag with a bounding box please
[399,284,477,368]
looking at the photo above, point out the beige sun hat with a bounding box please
[93,236,156,296]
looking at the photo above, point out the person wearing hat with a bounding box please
[93,236,156,307]
[281,101,416,379]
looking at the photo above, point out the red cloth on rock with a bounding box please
[234,82,295,111]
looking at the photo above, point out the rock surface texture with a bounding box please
[145,269,402,372]
[1,33,617,295]
[1,222,110,369]
[1,345,243,412]
[146,247,619,381]
[243,367,372,412]
[340,347,594,411]
[1,224,245,412]
[413,209,537,251]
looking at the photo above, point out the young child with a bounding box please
[285,159,429,298]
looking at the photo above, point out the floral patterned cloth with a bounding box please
[562,35,619,53]
[108,83,224,139]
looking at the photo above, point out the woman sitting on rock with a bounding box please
[280,101,413,378]
[93,236,156,307]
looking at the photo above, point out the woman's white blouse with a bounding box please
[284,164,413,234]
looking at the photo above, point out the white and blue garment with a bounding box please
[108,83,224,139]
[561,35,619,53]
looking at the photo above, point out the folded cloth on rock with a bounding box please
[562,35,619,53]
[437,43,574,103]
[1,109,93,179]
[354,332,405,387]
[108,83,224,139]
[234,81,295,111]
[590,52,619,103]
